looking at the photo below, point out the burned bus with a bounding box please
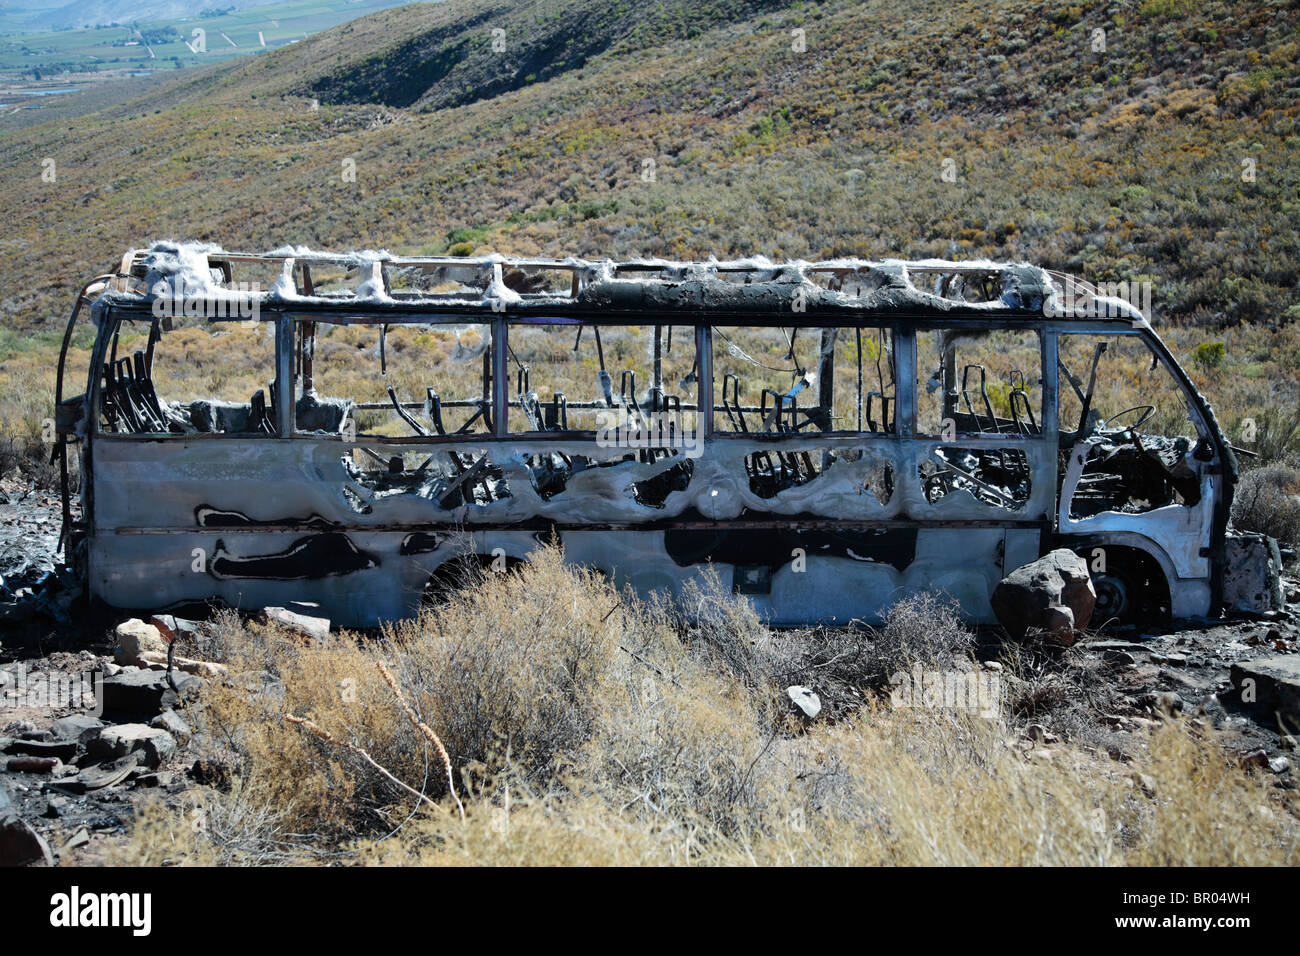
[53,242,1280,628]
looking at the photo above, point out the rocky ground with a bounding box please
[1,479,1297,866]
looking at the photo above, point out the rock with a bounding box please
[161,673,206,712]
[0,782,10,814]
[51,714,105,742]
[990,549,1096,646]
[3,738,78,762]
[148,614,200,644]
[1136,773,1157,797]
[1137,691,1184,716]
[115,618,168,665]
[5,756,64,775]
[262,606,330,643]
[1269,756,1290,774]
[1103,649,1136,666]
[1240,749,1269,770]
[100,669,171,718]
[786,685,822,719]
[133,770,175,789]
[150,710,192,739]
[136,649,227,680]
[89,724,176,769]
[1024,723,1058,743]
[63,827,90,851]
[0,814,54,866]
[1230,655,1300,728]
[44,796,69,818]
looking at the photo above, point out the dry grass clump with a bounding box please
[108,545,1300,866]
[998,640,1130,749]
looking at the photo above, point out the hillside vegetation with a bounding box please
[0,0,1298,457]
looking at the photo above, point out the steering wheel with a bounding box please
[1101,405,1155,433]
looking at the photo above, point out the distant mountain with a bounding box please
[1,0,304,31]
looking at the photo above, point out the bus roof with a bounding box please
[94,241,1148,325]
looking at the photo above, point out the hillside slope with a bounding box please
[0,0,1297,428]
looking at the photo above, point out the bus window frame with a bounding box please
[89,306,286,441]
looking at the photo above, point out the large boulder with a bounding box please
[991,549,1096,646]
[87,724,177,769]
[100,669,171,719]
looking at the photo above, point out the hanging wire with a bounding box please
[713,327,800,374]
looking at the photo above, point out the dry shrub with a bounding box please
[383,550,618,783]
[672,565,783,690]
[1232,458,1300,556]
[869,591,975,681]
[109,545,1300,866]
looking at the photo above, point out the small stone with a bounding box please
[786,685,822,719]
[1240,749,1269,770]
[1136,773,1157,796]
[161,673,206,712]
[1268,756,1290,774]
[1137,691,1184,716]
[51,714,105,742]
[133,770,175,789]
[262,606,330,643]
[0,815,54,866]
[6,755,63,774]
[982,661,1003,672]
[150,710,191,740]
[62,827,90,851]
[148,614,200,644]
